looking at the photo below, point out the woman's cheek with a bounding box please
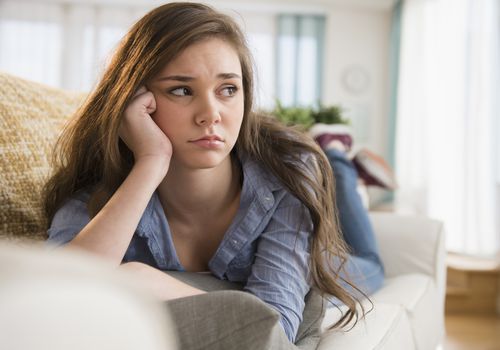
[156,119,171,137]
[150,103,171,134]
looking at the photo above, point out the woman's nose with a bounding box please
[194,95,221,126]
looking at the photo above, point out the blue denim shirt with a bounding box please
[47,153,312,342]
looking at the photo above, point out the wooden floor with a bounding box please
[444,313,500,350]
[443,252,500,349]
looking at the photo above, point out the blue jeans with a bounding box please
[325,149,384,299]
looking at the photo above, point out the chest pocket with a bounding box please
[226,242,257,282]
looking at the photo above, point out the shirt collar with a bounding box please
[135,151,285,235]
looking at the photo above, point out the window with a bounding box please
[276,14,325,107]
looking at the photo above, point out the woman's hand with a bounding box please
[119,86,172,175]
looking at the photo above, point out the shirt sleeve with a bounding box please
[243,191,312,343]
[46,194,91,246]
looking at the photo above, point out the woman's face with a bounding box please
[149,38,244,171]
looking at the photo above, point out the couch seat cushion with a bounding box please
[372,274,444,350]
[318,302,414,350]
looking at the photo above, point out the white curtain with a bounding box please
[395,0,499,256]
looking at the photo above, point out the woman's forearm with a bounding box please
[120,262,206,300]
[66,157,169,265]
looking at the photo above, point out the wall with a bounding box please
[323,7,392,156]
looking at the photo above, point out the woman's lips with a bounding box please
[190,136,224,149]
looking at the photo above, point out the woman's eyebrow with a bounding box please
[157,73,242,82]
[217,73,242,80]
[158,75,193,82]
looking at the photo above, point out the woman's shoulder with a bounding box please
[47,189,92,244]
[242,147,319,179]
[71,189,92,203]
[239,150,318,205]
[50,188,95,228]
[239,152,283,191]
[53,189,92,220]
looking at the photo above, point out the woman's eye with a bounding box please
[169,87,192,96]
[221,86,238,97]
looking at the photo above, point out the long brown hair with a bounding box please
[43,2,365,329]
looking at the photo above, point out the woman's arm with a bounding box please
[120,262,205,299]
[65,156,168,265]
[65,87,172,265]
[243,192,312,343]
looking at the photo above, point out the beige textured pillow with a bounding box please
[0,72,85,242]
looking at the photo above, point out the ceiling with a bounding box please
[27,0,398,12]
[228,0,398,11]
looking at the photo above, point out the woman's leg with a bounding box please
[324,148,384,295]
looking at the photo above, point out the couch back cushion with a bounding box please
[0,72,85,242]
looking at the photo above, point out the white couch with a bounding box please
[0,212,446,350]
[319,213,447,350]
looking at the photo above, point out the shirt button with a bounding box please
[262,195,274,210]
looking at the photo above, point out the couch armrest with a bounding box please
[369,212,446,285]
[0,242,178,350]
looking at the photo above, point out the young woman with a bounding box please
[44,2,384,346]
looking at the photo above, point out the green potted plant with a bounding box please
[270,100,350,130]
[311,104,350,126]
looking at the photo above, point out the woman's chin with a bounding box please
[173,152,231,171]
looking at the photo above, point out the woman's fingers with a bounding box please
[132,86,156,114]
[145,92,157,114]
[133,85,148,98]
